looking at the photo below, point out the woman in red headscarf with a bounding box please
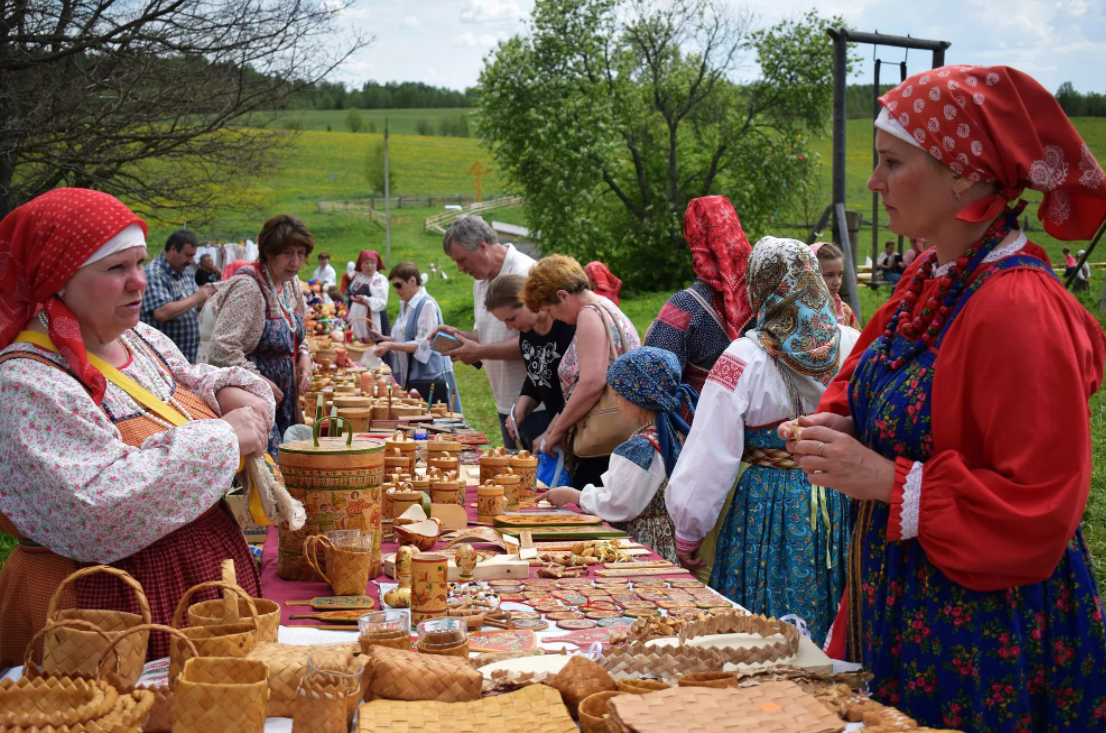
[347,249,389,343]
[583,261,622,306]
[643,196,753,395]
[783,66,1106,731]
[0,189,273,666]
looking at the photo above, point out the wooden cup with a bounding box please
[410,554,449,623]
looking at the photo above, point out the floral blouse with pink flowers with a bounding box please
[0,322,273,563]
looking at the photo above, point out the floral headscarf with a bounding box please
[877,65,1106,240]
[747,237,840,417]
[684,196,753,340]
[606,347,698,476]
[0,189,147,404]
[584,261,622,306]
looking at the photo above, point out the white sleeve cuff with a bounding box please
[900,461,923,540]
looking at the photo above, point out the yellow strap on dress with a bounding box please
[14,330,245,473]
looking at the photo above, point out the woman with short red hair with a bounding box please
[785,66,1106,730]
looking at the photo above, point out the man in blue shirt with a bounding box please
[140,230,213,362]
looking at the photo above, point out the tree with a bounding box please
[364,141,396,195]
[346,109,365,133]
[0,0,371,219]
[477,0,838,290]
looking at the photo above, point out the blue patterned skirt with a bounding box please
[709,426,851,645]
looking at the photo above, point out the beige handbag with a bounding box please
[572,300,635,459]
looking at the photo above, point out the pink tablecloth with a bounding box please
[259,486,685,627]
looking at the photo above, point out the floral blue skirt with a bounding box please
[856,500,1106,731]
[710,426,851,646]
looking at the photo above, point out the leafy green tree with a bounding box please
[345,108,365,133]
[477,0,839,290]
[364,140,396,194]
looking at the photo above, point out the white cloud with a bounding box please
[460,0,523,23]
[402,16,421,27]
[454,31,499,48]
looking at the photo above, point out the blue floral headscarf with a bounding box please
[606,347,699,476]
[746,237,841,416]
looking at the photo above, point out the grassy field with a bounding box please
[257,108,475,136]
[3,114,1106,577]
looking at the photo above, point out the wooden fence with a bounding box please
[424,196,525,235]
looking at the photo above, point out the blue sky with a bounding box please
[330,0,1106,95]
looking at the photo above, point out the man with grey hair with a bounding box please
[436,215,536,449]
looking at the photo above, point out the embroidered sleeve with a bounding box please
[666,353,749,543]
[888,458,923,541]
[578,443,666,523]
[134,323,275,424]
[207,277,266,374]
[0,358,238,563]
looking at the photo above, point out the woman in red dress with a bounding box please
[785,66,1106,731]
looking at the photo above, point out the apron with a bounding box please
[242,266,306,457]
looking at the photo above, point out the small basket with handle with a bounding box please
[169,581,260,682]
[40,565,152,687]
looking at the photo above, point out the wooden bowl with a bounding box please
[393,517,443,551]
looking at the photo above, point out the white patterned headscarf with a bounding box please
[746,237,842,416]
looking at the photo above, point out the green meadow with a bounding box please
[258,108,475,137]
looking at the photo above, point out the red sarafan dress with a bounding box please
[0,324,263,665]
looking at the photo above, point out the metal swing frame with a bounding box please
[822,29,951,319]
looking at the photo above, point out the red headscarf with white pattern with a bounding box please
[584,261,622,306]
[877,65,1106,241]
[0,188,148,403]
[683,196,753,340]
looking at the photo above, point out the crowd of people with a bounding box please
[0,64,1105,732]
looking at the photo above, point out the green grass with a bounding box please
[257,108,475,136]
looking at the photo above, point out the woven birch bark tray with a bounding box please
[675,613,800,666]
[598,644,726,681]
[357,684,577,733]
[606,681,846,733]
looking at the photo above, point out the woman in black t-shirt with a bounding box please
[484,273,575,452]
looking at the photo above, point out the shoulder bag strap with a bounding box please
[590,299,630,361]
[683,283,727,334]
[14,330,189,427]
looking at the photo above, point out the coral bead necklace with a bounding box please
[874,200,1027,371]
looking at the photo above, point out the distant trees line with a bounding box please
[845,81,1105,119]
[294,80,479,110]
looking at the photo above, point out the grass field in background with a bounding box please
[3,114,1106,576]
[258,108,475,136]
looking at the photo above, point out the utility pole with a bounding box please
[384,116,391,266]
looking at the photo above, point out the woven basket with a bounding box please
[96,623,200,733]
[367,645,482,703]
[606,682,846,733]
[188,596,280,643]
[546,655,618,717]
[579,691,626,733]
[617,678,671,694]
[245,640,360,717]
[169,581,260,682]
[677,671,739,689]
[173,656,269,733]
[357,685,577,733]
[41,565,151,686]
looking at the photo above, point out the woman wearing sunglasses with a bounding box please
[372,262,461,411]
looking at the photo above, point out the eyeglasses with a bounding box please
[391,281,404,290]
